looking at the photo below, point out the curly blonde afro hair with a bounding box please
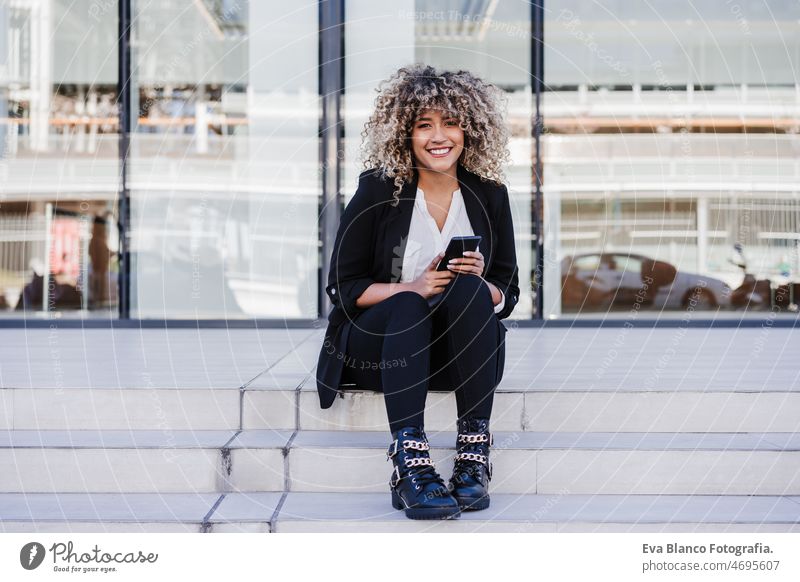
[358,63,511,206]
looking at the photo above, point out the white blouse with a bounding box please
[399,187,505,314]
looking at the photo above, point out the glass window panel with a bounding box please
[129,0,320,318]
[544,0,800,318]
[0,0,120,318]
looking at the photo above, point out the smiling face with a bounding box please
[409,109,465,175]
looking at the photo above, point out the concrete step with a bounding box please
[0,430,290,493]
[7,372,799,433]
[260,492,800,533]
[231,430,800,496]
[11,385,799,433]
[4,327,798,434]
[2,492,797,533]
[3,387,244,431]
[2,329,795,532]
[287,385,800,432]
[0,492,228,532]
[6,429,798,496]
[0,327,318,432]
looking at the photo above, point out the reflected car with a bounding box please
[561,252,731,312]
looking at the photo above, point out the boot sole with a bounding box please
[453,495,490,511]
[391,489,461,520]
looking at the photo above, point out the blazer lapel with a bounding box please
[457,163,492,268]
[383,175,417,283]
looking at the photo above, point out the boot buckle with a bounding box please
[386,441,399,460]
[390,465,402,488]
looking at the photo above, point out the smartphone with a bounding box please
[436,235,482,271]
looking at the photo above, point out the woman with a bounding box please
[315,64,520,520]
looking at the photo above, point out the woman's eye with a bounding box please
[418,121,456,128]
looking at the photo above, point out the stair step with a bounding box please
[266,492,800,533]
[289,388,800,432]
[2,492,797,533]
[0,328,318,431]
[3,429,798,495]
[5,387,244,430]
[0,430,290,493]
[0,492,224,532]
[8,386,799,432]
[2,328,796,532]
[11,386,799,432]
[275,430,800,496]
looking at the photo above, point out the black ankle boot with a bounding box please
[448,417,493,511]
[386,426,461,520]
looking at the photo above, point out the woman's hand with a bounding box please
[447,249,502,306]
[407,252,456,299]
[446,249,485,276]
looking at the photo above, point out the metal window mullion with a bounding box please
[118,0,132,320]
[532,0,544,319]
[318,0,345,320]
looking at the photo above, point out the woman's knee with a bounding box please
[443,274,493,311]
[387,290,429,310]
[383,290,432,324]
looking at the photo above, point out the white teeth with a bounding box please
[429,148,451,155]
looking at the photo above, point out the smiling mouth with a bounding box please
[427,147,453,157]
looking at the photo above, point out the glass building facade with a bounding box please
[0,0,798,322]
[543,0,800,319]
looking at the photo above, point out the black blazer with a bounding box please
[315,161,520,409]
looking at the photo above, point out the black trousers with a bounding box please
[340,273,501,435]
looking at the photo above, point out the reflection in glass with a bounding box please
[543,0,800,318]
[0,0,120,317]
[129,0,319,318]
